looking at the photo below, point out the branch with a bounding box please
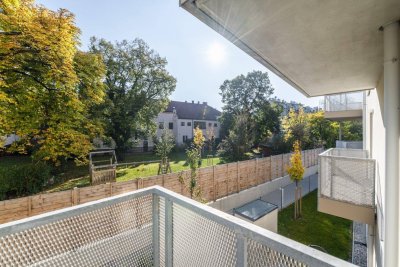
[1,69,56,91]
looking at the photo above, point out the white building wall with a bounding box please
[365,80,386,267]
[177,119,194,145]
[134,113,221,148]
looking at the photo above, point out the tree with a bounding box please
[205,126,216,156]
[0,0,106,165]
[155,129,174,174]
[254,101,282,145]
[218,112,255,161]
[218,71,279,158]
[287,140,305,219]
[89,38,176,158]
[179,127,205,199]
[341,120,363,141]
[281,107,310,149]
[308,111,339,148]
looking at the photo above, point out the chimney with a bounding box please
[192,100,194,104]
[203,102,207,105]
[185,100,187,103]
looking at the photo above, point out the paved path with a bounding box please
[260,174,318,210]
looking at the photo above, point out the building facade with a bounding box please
[135,100,221,151]
[157,100,221,145]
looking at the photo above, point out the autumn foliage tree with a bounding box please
[179,126,205,199]
[0,0,106,165]
[287,140,305,219]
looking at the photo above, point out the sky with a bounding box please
[36,0,321,110]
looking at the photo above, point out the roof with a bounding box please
[164,100,221,121]
[180,0,400,97]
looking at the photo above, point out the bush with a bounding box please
[0,162,53,200]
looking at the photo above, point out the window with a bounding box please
[208,122,212,127]
[183,135,188,142]
[158,122,164,129]
[181,122,185,126]
[187,122,192,127]
[194,121,206,129]
[214,123,218,127]
[169,122,173,130]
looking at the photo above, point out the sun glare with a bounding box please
[206,42,227,66]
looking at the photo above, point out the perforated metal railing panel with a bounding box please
[0,187,354,267]
[247,239,307,267]
[171,202,237,267]
[0,195,153,267]
[319,148,375,207]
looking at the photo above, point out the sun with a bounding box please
[206,42,227,66]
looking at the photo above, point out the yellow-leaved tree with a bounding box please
[0,0,106,165]
[179,126,205,199]
[287,140,305,219]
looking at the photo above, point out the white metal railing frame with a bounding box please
[0,186,354,267]
[324,92,364,112]
[319,148,376,207]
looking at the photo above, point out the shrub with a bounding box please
[0,162,53,200]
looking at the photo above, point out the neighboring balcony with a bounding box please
[323,92,364,121]
[318,148,375,225]
[0,186,353,266]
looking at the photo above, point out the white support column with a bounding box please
[362,91,367,150]
[382,20,400,267]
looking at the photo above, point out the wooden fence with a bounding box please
[0,148,323,224]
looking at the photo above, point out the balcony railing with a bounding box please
[319,148,375,207]
[323,92,363,112]
[335,140,363,149]
[0,186,353,266]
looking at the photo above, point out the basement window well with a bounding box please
[233,199,278,232]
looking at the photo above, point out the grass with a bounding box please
[278,190,352,260]
[45,152,222,193]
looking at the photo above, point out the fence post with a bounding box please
[237,162,240,193]
[280,187,284,210]
[255,158,259,185]
[269,156,273,181]
[225,164,228,197]
[152,194,160,267]
[165,198,173,267]
[72,187,79,205]
[27,196,32,216]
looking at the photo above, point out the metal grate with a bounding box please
[247,239,307,267]
[0,195,153,266]
[172,202,237,267]
[319,148,375,207]
[0,186,354,267]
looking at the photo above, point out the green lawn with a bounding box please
[278,190,352,261]
[45,152,222,193]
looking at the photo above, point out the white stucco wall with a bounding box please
[365,81,385,267]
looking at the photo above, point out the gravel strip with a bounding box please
[352,222,367,267]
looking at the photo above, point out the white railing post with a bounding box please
[152,194,160,267]
[236,233,247,267]
[165,198,173,267]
